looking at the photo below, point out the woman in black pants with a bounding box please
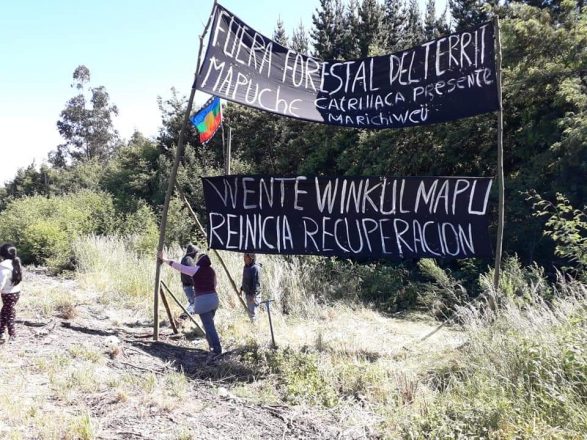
[0,243,23,344]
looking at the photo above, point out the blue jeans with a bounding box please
[194,292,221,354]
[182,285,196,311]
[199,309,221,354]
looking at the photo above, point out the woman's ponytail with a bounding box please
[11,256,22,286]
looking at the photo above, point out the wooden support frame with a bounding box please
[159,288,179,334]
[153,1,217,341]
[493,16,505,292]
[160,280,206,335]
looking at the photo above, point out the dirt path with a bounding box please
[0,269,464,439]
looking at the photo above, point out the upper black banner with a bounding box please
[196,4,499,129]
[202,176,494,260]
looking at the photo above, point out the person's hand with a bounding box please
[157,250,169,264]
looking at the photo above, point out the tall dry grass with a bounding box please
[70,235,587,438]
[72,235,336,319]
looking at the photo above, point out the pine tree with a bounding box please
[424,0,438,40]
[291,21,310,54]
[273,17,288,46]
[312,0,336,58]
[343,0,361,58]
[449,0,496,31]
[311,0,353,59]
[403,0,425,48]
[383,0,407,51]
[357,0,386,57]
[423,0,451,40]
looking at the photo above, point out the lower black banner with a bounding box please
[201,175,493,260]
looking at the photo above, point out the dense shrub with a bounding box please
[0,191,158,269]
[399,280,587,438]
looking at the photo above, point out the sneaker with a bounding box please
[0,333,6,344]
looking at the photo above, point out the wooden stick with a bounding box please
[159,288,179,334]
[152,2,217,341]
[174,183,248,313]
[225,126,232,175]
[160,280,206,335]
[493,16,505,294]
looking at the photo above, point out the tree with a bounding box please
[273,17,289,46]
[449,0,496,31]
[357,0,386,57]
[311,0,355,59]
[383,0,407,51]
[424,0,449,40]
[291,21,310,54]
[403,0,425,47]
[51,65,120,166]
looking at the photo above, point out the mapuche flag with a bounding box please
[190,96,222,144]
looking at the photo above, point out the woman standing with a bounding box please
[159,251,222,356]
[0,243,23,344]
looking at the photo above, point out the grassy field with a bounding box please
[0,235,585,439]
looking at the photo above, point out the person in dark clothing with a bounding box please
[180,243,198,315]
[240,253,261,322]
[159,251,222,355]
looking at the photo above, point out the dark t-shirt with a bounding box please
[180,255,195,286]
[241,263,260,296]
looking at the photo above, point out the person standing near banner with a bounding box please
[159,251,222,356]
[180,243,198,317]
[240,253,261,322]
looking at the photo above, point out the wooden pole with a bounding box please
[174,183,249,312]
[222,124,226,172]
[153,4,216,341]
[159,288,179,334]
[225,126,232,175]
[160,281,206,335]
[493,16,505,292]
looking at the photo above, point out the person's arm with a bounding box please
[158,251,200,276]
[170,261,200,276]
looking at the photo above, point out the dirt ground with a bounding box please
[0,269,464,439]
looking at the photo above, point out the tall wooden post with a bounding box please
[153,2,216,340]
[493,16,505,291]
[225,126,232,175]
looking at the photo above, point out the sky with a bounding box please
[0,0,446,184]
[0,0,321,183]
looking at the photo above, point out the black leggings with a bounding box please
[1,293,20,336]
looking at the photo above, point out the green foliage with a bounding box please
[401,287,587,438]
[0,191,117,268]
[51,65,120,166]
[241,344,338,407]
[418,258,470,318]
[102,133,168,211]
[532,192,587,279]
[0,191,159,269]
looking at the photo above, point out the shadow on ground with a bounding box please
[128,338,260,384]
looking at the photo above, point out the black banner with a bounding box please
[202,176,494,259]
[196,4,499,129]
